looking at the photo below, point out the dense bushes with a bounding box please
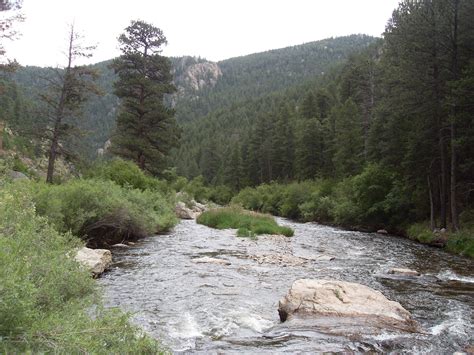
[232,164,413,231]
[86,158,172,195]
[0,182,162,353]
[29,179,177,247]
[197,207,294,237]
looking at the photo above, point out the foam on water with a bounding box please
[430,301,471,338]
[436,270,474,283]
[169,312,203,339]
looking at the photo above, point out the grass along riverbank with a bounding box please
[230,165,473,259]
[0,181,166,353]
[197,207,294,238]
[0,157,178,352]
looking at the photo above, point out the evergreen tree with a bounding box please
[332,99,364,177]
[111,20,179,174]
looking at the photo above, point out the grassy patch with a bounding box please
[407,222,474,258]
[197,207,294,237]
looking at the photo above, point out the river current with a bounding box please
[99,218,473,354]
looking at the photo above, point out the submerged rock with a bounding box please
[388,268,420,276]
[75,247,112,277]
[278,279,419,333]
[251,253,308,266]
[192,256,231,266]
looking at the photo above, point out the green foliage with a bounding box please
[233,165,414,230]
[407,222,474,258]
[197,207,294,237]
[86,158,172,195]
[207,185,234,205]
[30,179,177,247]
[236,227,257,240]
[407,223,437,244]
[446,229,474,258]
[111,20,179,174]
[183,175,210,202]
[0,182,163,353]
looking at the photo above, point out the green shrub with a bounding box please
[208,185,234,205]
[197,207,294,237]
[232,187,263,211]
[446,229,474,258]
[87,158,172,195]
[237,227,257,239]
[30,179,177,247]
[407,222,436,243]
[0,182,163,353]
[183,175,211,202]
[279,181,318,219]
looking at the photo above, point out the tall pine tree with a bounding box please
[111,20,179,174]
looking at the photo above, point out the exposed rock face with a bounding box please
[170,57,222,106]
[182,62,222,91]
[192,256,231,266]
[175,201,197,219]
[278,279,419,333]
[175,200,208,219]
[75,247,112,277]
[388,268,420,276]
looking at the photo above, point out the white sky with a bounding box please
[3,0,400,67]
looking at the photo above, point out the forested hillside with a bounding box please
[3,35,375,160]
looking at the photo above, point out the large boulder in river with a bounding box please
[278,279,419,333]
[75,247,112,277]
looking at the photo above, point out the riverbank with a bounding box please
[0,158,177,352]
[230,174,474,259]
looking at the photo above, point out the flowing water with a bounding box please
[99,218,474,354]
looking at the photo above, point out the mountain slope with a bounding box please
[9,34,376,160]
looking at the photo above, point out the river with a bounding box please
[99,218,473,353]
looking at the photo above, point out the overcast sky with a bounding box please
[3,0,400,67]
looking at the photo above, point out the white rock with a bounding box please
[278,279,419,332]
[192,256,231,266]
[75,247,112,276]
[377,229,388,234]
[388,268,420,276]
[315,255,336,261]
[175,201,196,219]
[111,243,128,248]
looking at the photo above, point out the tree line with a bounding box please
[176,0,474,231]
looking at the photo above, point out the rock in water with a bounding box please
[388,268,420,276]
[75,247,112,277]
[192,256,231,266]
[377,229,388,234]
[278,279,419,333]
